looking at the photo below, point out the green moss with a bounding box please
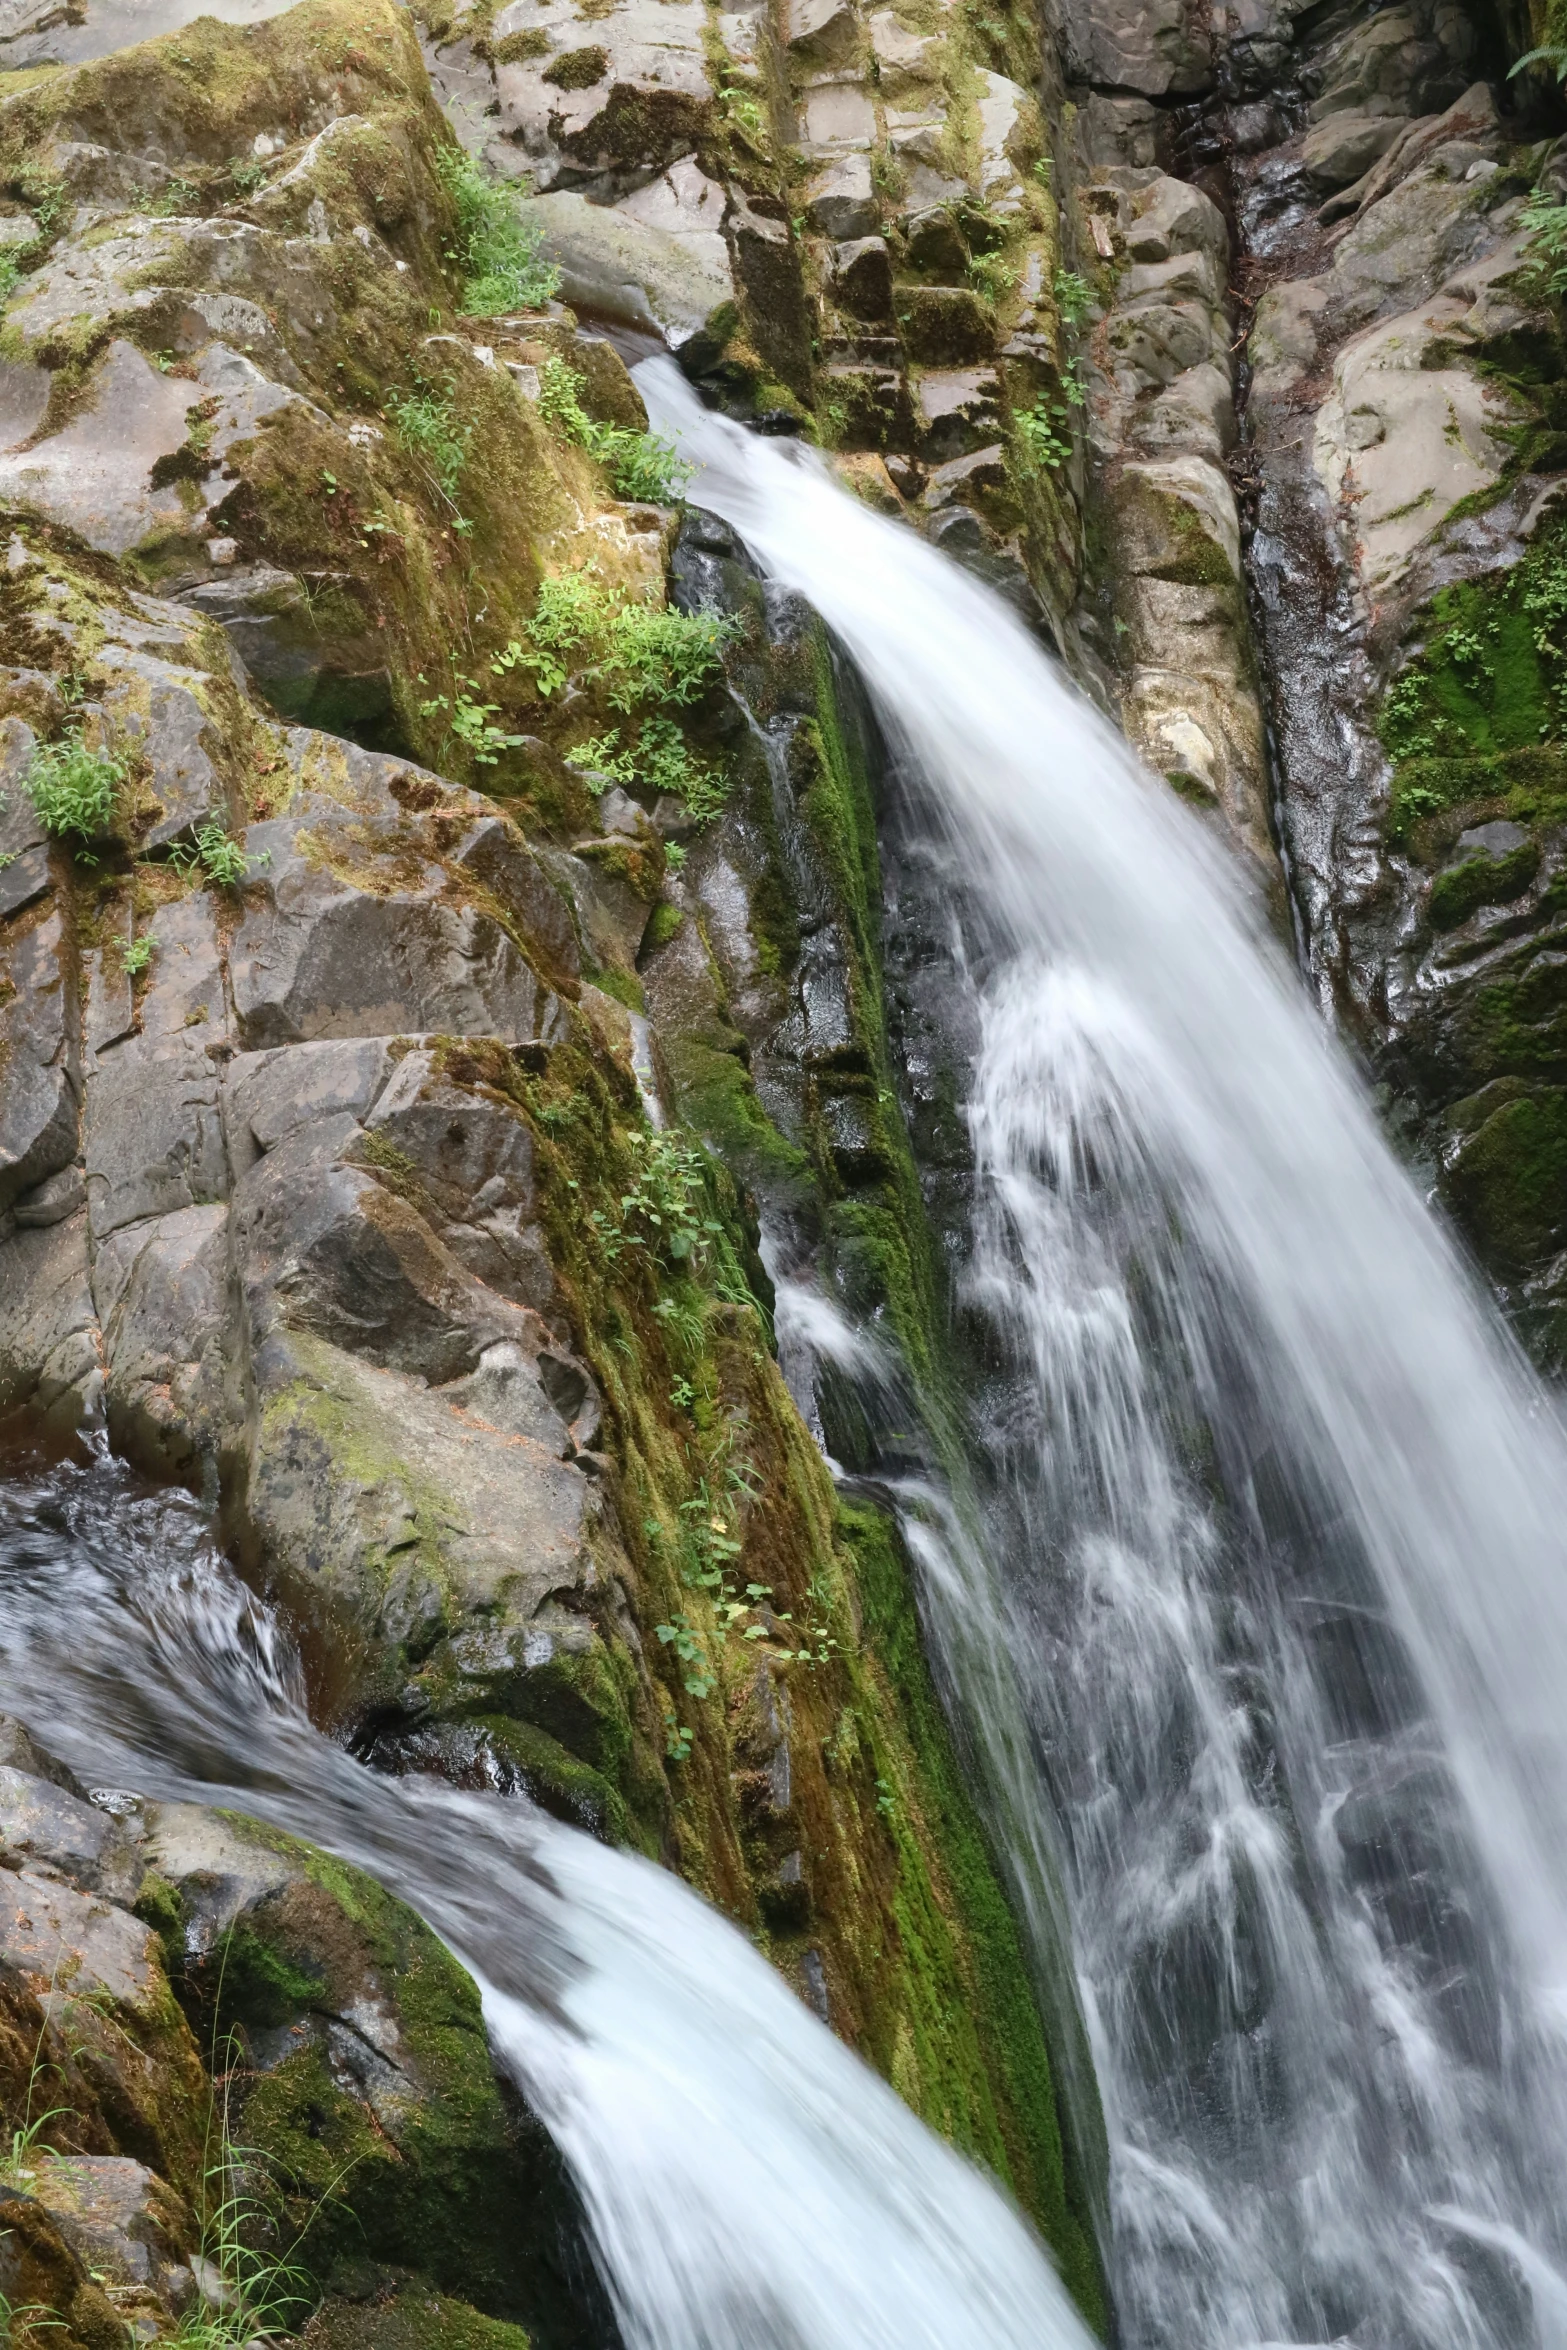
[642,898,684,952]
[464,1714,629,1840]
[307,2291,532,2350]
[839,1500,1108,2330]
[543,45,609,87]
[1428,838,1541,928]
[198,1818,552,2320]
[1444,1079,1567,1272]
[1379,522,1567,843]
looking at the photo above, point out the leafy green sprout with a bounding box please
[435,144,560,316]
[120,935,154,977]
[384,379,471,516]
[566,718,729,821]
[1053,266,1094,327]
[502,568,737,708]
[417,672,527,766]
[1014,400,1072,474]
[167,820,268,889]
[537,357,694,504]
[23,734,128,860]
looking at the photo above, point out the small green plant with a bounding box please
[418,674,528,765]
[23,733,127,859]
[538,357,693,503]
[436,144,560,315]
[120,935,153,977]
[588,1125,729,1274]
[1053,266,1094,326]
[503,569,736,709]
[385,380,471,507]
[1517,187,1567,299]
[17,173,65,234]
[723,88,768,145]
[1014,400,1072,474]
[0,252,18,310]
[968,250,1018,302]
[565,718,729,819]
[655,1611,716,1698]
[664,1717,694,1762]
[227,156,269,197]
[168,820,266,889]
[142,174,201,216]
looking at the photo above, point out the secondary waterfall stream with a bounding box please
[0,1452,1095,2350]
[6,366,1567,2350]
[640,360,1567,2349]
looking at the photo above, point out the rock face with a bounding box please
[1202,9,1567,1357]
[0,1715,559,2347]
[0,1,1107,2330]
[1043,0,1567,1364]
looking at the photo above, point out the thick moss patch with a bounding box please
[840,1499,1108,2331]
[1378,520,1567,848]
[1445,1079,1567,1273]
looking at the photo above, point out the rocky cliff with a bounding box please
[0,1,1106,2341]
[4,0,1562,2333]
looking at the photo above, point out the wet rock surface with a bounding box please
[0,1714,590,2346]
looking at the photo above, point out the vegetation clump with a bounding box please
[1378,525,1567,843]
[21,732,126,858]
[501,567,736,709]
[566,716,728,818]
[384,377,472,528]
[538,355,693,504]
[168,817,268,889]
[436,145,559,316]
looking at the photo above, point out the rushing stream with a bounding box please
[641,361,1567,2349]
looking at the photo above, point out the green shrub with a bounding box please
[566,716,729,817]
[436,145,560,316]
[384,382,470,503]
[168,819,268,889]
[497,570,736,707]
[538,356,693,503]
[23,732,127,856]
[1053,266,1094,326]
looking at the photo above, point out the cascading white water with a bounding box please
[640,359,1567,2348]
[0,1456,1097,2350]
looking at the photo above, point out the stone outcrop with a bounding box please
[1210,6,1567,1356]
[0,1714,560,2347]
[1048,0,1567,1360]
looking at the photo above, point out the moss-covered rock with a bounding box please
[143,1805,601,2339]
[306,2288,534,2349]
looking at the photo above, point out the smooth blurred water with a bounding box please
[0,1452,1097,2350]
[640,359,1567,2350]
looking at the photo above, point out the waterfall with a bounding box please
[638,360,1567,2348]
[0,1454,1096,2350]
